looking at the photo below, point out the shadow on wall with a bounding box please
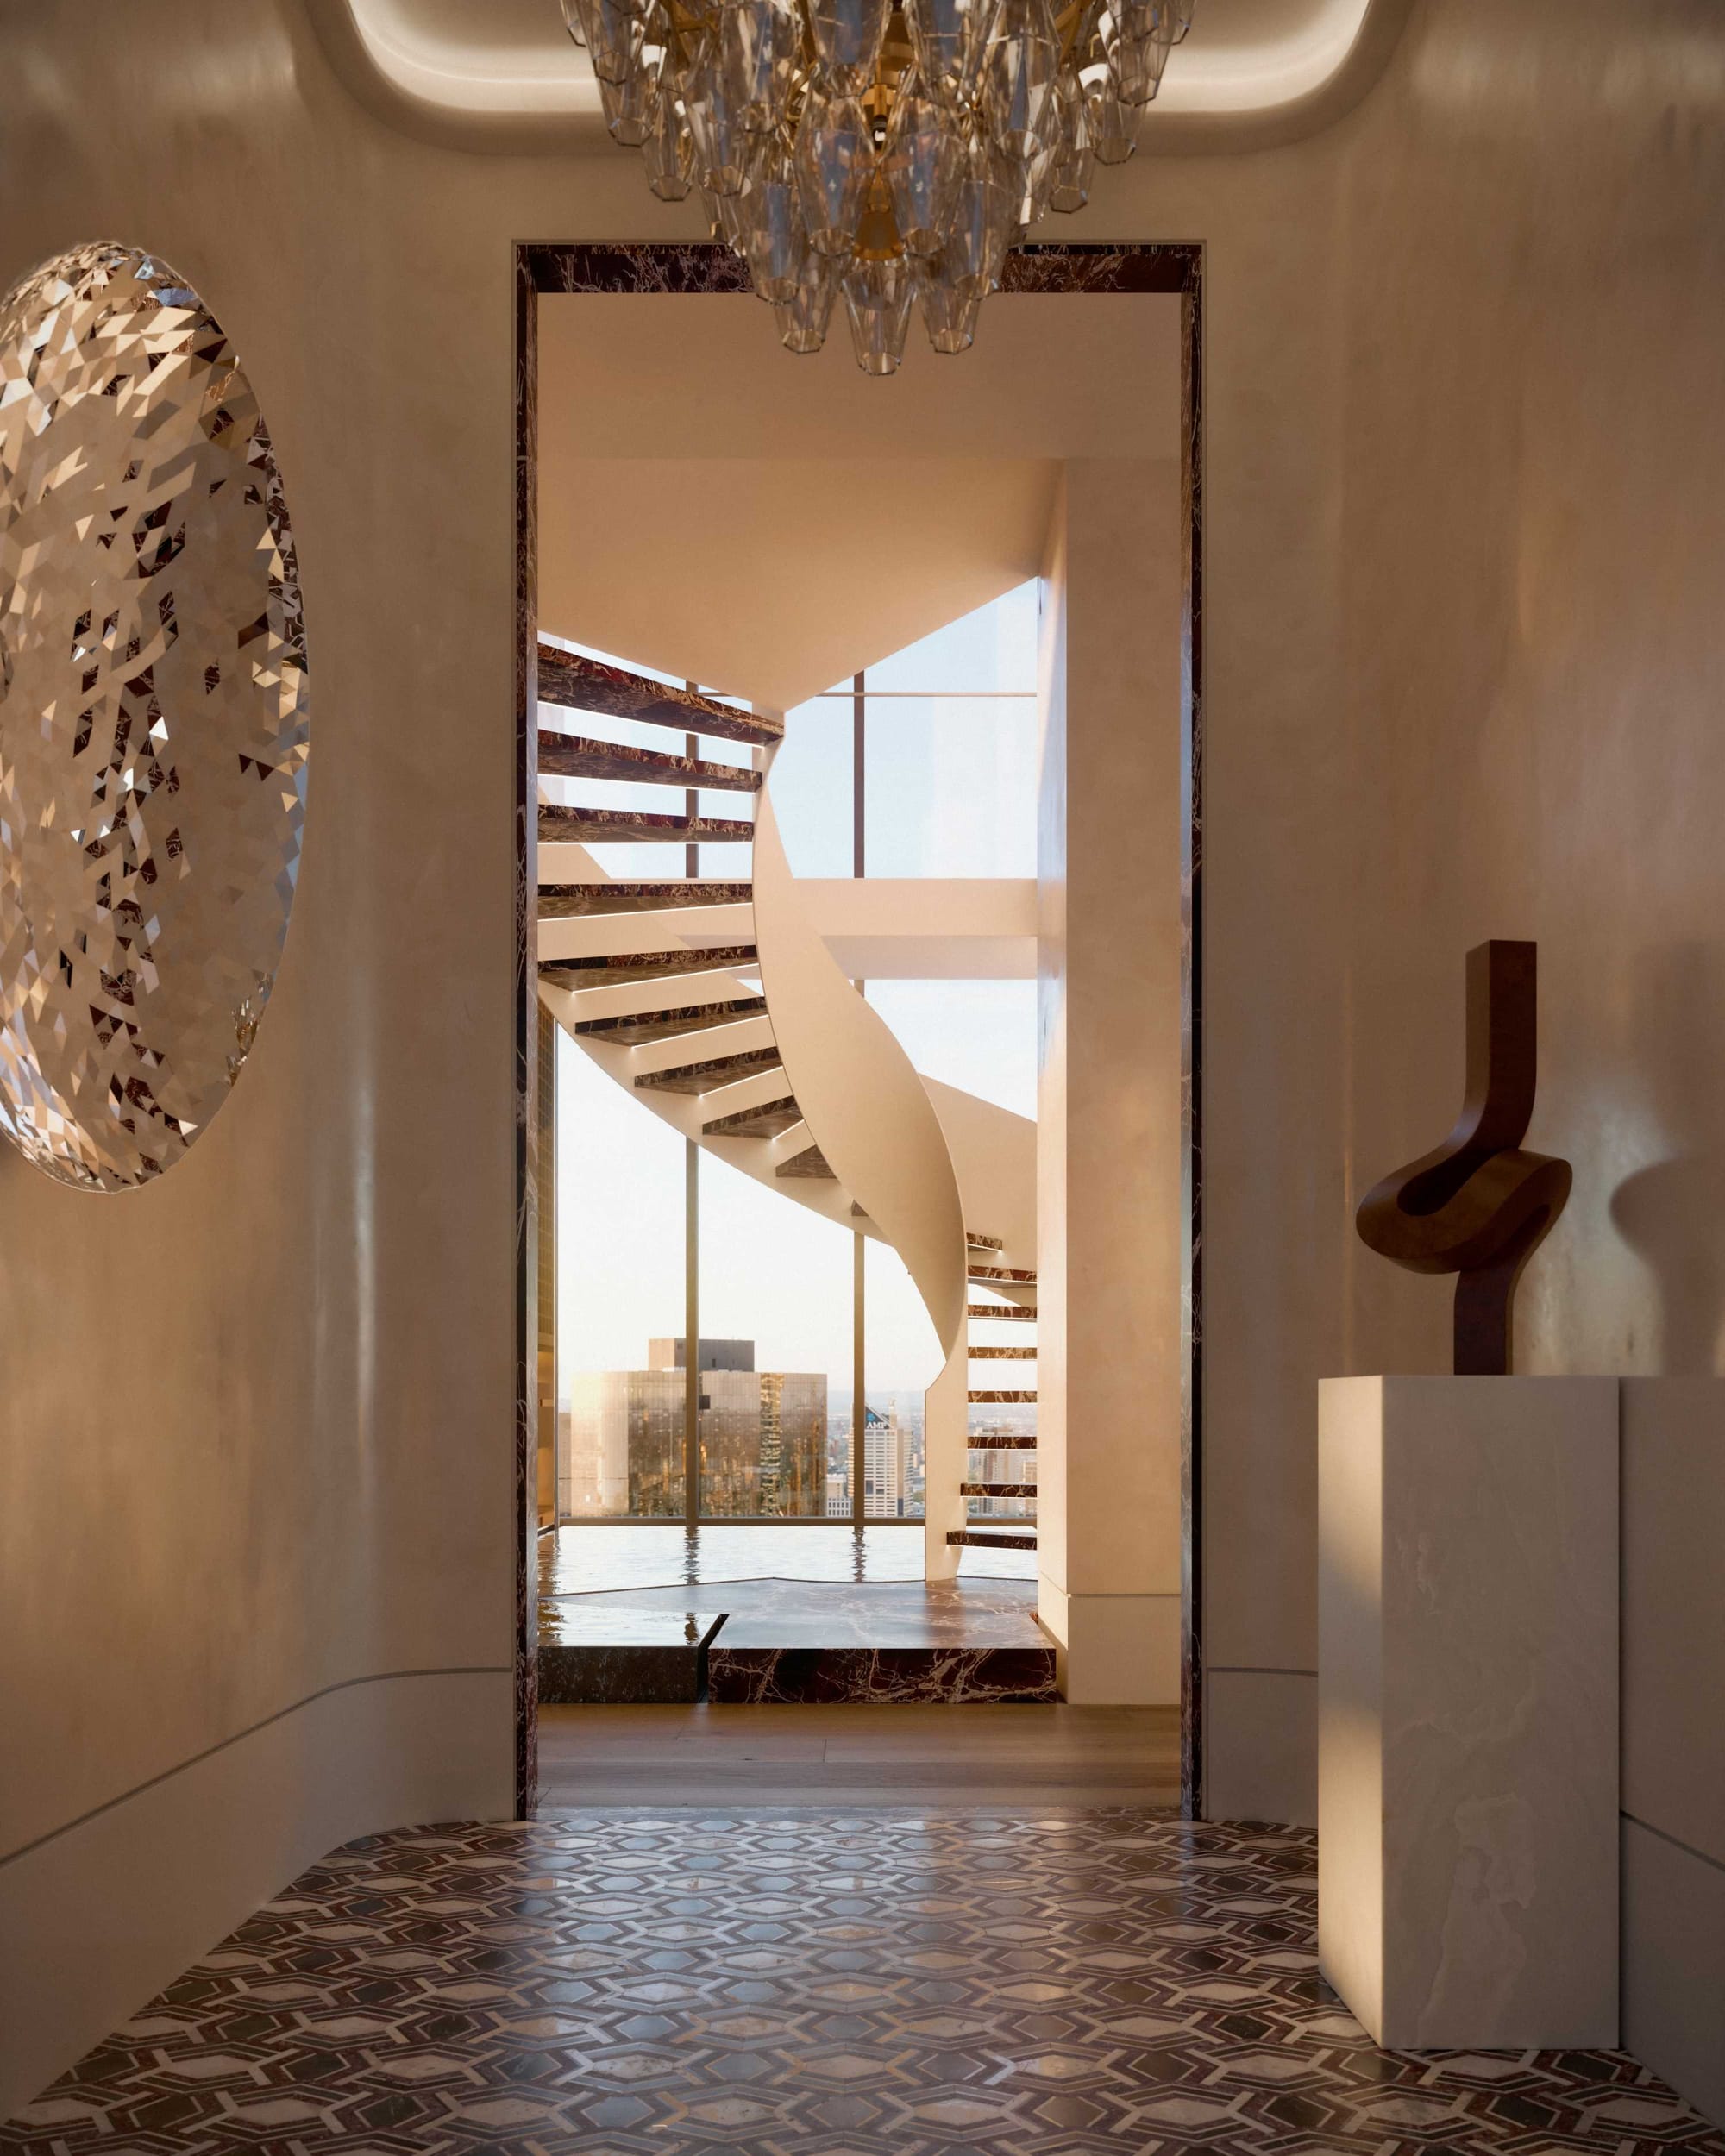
[1610,941,1725,1375]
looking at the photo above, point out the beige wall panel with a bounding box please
[1038,457,1184,1700]
[3,0,1722,2096]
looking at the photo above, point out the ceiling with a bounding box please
[536,289,1179,711]
[314,0,1411,153]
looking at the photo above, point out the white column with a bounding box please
[1036,457,1184,1704]
[1318,1375,1619,2048]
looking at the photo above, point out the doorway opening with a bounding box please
[513,242,1202,1816]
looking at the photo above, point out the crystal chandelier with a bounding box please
[560,0,1195,373]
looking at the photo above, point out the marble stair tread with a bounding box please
[536,731,762,791]
[968,1432,1039,1449]
[703,1093,801,1137]
[776,1142,837,1179]
[540,880,753,918]
[538,642,782,746]
[574,997,767,1044]
[968,1264,1038,1285]
[948,1526,1039,1550]
[539,944,759,987]
[961,1482,1038,1498]
[966,1301,1038,1320]
[636,1047,783,1094]
[970,1344,1037,1358]
[969,1388,1038,1402]
[538,805,755,844]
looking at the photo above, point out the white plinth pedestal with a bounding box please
[1318,1376,1619,2050]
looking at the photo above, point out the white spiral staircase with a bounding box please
[534,640,1038,1576]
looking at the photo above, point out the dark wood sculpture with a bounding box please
[1356,941,1571,1376]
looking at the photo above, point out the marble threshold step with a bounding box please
[539,1590,1056,1706]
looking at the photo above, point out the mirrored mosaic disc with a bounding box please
[0,241,310,1189]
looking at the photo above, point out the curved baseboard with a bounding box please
[0,1667,513,2121]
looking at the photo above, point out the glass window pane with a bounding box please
[768,693,853,877]
[862,580,1039,694]
[556,1030,687,1519]
[863,1237,939,1520]
[863,693,1036,877]
[697,1150,851,1518]
[864,979,1038,1119]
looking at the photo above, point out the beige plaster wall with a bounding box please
[0,0,650,2111]
[1037,460,1186,1704]
[3,0,1723,2105]
[1147,0,1725,1825]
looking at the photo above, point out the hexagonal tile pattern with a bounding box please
[3,1811,1721,2153]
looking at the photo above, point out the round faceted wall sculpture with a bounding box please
[0,241,310,1189]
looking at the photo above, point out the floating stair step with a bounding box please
[540,881,752,919]
[967,1433,1038,1451]
[967,1264,1038,1285]
[966,1302,1037,1322]
[540,805,755,846]
[965,1232,1005,1253]
[574,998,767,1045]
[539,644,783,747]
[946,1527,1038,1551]
[969,1388,1038,1404]
[540,946,759,988]
[960,1482,1038,1499]
[970,1345,1037,1359]
[537,733,762,792]
[703,1094,802,1138]
[637,1049,782,1095]
[776,1144,837,1180]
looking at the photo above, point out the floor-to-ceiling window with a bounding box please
[553,582,1038,1525]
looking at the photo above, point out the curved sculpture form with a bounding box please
[1356,940,1571,1376]
[0,242,310,1188]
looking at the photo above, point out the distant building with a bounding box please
[563,1339,825,1518]
[863,1401,909,1517]
[648,1337,755,1373]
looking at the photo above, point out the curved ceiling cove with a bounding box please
[317,0,1410,154]
[0,242,311,1191]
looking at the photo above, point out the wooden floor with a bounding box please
[538,1702,1181,1808]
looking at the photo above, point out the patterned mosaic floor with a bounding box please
[6,1810,1722,2155]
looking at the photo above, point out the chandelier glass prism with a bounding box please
[561,0,1195,373]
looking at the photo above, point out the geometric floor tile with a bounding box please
[3,1810,1721,2154]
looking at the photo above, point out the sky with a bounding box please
[555,581,1038,1398]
